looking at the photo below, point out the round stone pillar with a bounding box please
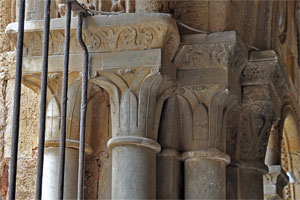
[182,150,230,199]
[42,147,78,200]
[42,140,92,200]
[108,136,161,199]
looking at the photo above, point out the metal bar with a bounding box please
[8,0,26,199]
[77,12,89,200]
[35,0,52,199]
[57,1,72,199]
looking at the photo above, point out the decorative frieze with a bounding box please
[5,14,179,60]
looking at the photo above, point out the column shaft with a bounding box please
[156,149,181,199]
[42,147,78,200]
[238,168,264,199]
[183,150,230,199]
[108,136,161,199]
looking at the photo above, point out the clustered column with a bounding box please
[172,32,247,199]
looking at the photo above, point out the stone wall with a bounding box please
[0,0,299,200]
[0,0,40,199]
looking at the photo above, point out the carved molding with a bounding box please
[5,14,180,60]
[240,51,290,104]
[174,42,235,69]
[174,31,248,76]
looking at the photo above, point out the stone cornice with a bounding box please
[5,13,180,60]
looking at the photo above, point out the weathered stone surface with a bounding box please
[6,14,180,60]
[1,1,300,200]
[109,142,159,199]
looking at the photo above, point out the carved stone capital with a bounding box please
[7,13,180,151]
[90,63,176,140]
[173,31,247,153]
[235,50,290,163]
[175,31,248,95]
[237,100,275,162]
[177,85,239,152]
[20,72,101,154]
[241,50,290,115]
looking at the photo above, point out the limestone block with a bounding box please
[4,81,39,158]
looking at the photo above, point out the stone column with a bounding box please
[235,162,268,199]
[156,149,181,199]
[232,50,290,199]
[182,150,230,199]
[156,96,182,199]
[264,165,289,200]
[6,14,180,200]
[108,136,160,199]
[173,32,248,199]
[86,14,179,200]
[42,147,78,200]
[92,62,176,199]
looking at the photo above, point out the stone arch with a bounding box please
[264,102,300,200]
[280,112,300,200]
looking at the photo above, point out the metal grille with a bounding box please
[8,0,90,199]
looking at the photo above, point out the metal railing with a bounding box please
[8,0,90,199]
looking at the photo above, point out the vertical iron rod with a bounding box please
[8,0,26,199]
[35,0,51,199]
[57,2,72,199]
[77,13,89,200]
